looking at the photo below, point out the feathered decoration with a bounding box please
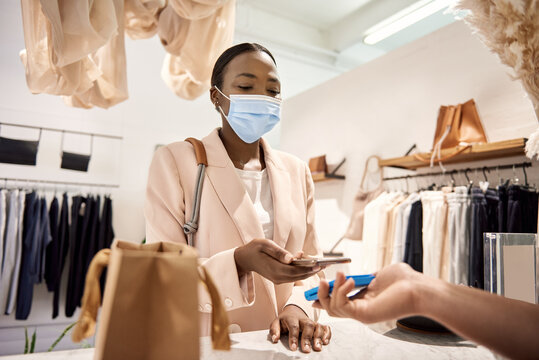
[525,125,539,159]
[455,0,539,116]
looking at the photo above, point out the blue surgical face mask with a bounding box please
[215,86,281,144]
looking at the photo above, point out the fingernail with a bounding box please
[313,266,321,272]
[284,254,293,263]
[291,342,297,351]
[272,335,277,342]
[315,340,321,348]
[304,341,311,352]
[323,339,329,345]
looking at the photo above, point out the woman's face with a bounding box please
[211,51,281,116]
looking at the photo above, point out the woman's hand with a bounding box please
[234,239,321,284]
[269,305,331,353]
[313,263,427,323]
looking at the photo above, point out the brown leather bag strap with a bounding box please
[413,145,470,164]
[185,138,208,166]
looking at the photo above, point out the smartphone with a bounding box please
[291,257,351,267]
[304,274,375,301]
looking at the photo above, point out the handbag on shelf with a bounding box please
[72,240,231,360]
[415,99,487,165]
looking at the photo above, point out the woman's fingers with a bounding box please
[268,317,281,343]
[299,319,315,353]
[281,316,300,351]
[317,279,331,314]
[258,239,294,263]
[322,325,332,345]
[312,323,324,351]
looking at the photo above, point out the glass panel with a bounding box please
[484,233,537,304]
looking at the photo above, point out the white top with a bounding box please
[235,168,274,240]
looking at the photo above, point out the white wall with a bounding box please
[279,21,539,274]
[0,1,339,355]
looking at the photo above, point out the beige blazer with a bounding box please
[145,129,322,335]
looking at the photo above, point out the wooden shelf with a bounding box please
[379,138,527,170]
[312,172,346,182]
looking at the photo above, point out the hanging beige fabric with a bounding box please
[159,0,235,100]
[72,240,231,360]
[63,0,128,109]
[169,0,230,20]
[39,0,117,67]
[124,0,166,40]
[19,0,100,96]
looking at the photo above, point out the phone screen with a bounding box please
[291,257,351,267]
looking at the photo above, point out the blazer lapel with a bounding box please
[260,138,292,250]
[202,130,265,244]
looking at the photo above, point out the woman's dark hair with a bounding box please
[211,43,277,89]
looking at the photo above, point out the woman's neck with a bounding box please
[218,127,266,171]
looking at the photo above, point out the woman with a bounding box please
[145,43,331,353]
[314,263,539,359]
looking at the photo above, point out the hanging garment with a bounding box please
[404,200,423,272]
[159,0,236,100]
[343,186,384,241]
[63,0,128,109]
[507,185,539,233]
[52,193,70,319]
[497,184,508,232]
[20,0,128,108]
[0,136,39,166]
[66,195,85,317]
[44,196,59,291]
[446,186,470,285]
[1,191,19,311]
[485,189,499,232]
[469,187,487,289]
[74,196,95,309]
[85,196,101,274]
[19,0,104,96]
[390,192,420,264]
[2,191,25,315]
[0,189,6,272]
[15,192,40,320]
[36,197,52,283]
[420,191,448,279]
[361,192,391,273]
[380,194,406,268]
[124,0,165,39]
[391,193,419,264]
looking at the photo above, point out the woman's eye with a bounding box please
[268,89,280,96]
[238,85,253,90]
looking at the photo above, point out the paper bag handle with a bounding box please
[198,267,231,350]
[412,145,470,164]
[72,249,111,343]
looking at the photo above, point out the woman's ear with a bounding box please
[209,86,219,109]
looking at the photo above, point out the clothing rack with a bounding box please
[0,122,123,140]
[382,161,532,182]
[1,177,119,188]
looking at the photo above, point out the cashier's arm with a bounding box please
[314,263,539,360]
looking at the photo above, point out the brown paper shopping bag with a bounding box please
[72,240,230,360]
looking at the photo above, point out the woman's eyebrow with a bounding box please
[235,73,257,79]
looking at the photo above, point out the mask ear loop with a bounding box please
[214,86,230,119]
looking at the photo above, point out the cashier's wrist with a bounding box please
[413,275,449,319]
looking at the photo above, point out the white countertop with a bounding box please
[0,318,498,359]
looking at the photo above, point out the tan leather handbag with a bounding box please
[415,99,487,165]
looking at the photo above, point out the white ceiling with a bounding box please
[246,0,373,29]
[235,0,458,73]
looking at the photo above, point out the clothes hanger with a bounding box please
[464,168,473,193]
[482,166,489,182]
[511,165,520,185]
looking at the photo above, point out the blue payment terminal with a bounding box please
[304,274,375,301]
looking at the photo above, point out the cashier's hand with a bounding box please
[269,305,331,353]
[313,263,423,323]
[234,239,321,284]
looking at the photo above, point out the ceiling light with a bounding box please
[363,0,455,45]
